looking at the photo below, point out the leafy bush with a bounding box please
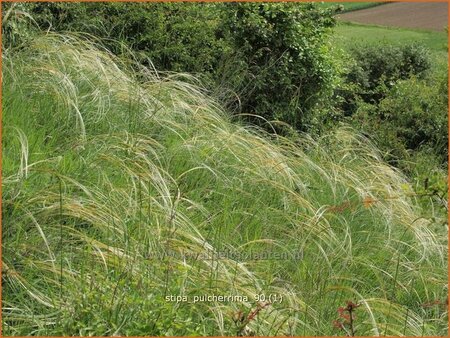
[219,2,338,131]
[2,2,227,77]
[1,2,41,50]
[409,150,448,215]
[351,74,448,165]
[379,75,447,155]
[352,43,431,95]
[338,43,432,115]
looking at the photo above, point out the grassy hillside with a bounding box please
[2,34,447,336]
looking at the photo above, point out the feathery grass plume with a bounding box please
[2,33,447,336]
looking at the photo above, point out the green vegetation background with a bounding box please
[2,1,448,336]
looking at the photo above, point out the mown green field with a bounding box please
[334,22,448,66]
[2,33,447,336]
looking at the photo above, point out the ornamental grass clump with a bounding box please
[2,34,447,336]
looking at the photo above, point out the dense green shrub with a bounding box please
[351,74,448,165]
[351,43,431,96]
[219,2,338,131]
[2,2,40,50]
[379,76,447,155]
[338,43,432,115]
[2,2,227,76]
[409,150,448,217]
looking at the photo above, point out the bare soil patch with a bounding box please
[338,2,448,31]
